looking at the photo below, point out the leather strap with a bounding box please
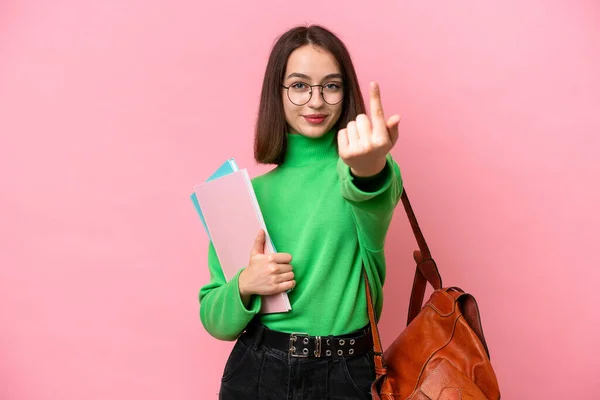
[363,188,443,380]
[400,191,443,325]
[364,270,387,377]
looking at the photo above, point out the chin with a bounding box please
[297,123,333,138]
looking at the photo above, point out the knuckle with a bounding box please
[374,137,388,147]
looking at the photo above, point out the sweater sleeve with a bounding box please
[198,241,262,341]
[337,153,403,252]
[338,154,403,321]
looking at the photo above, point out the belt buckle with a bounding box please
[314,336,322,358]
[289,332,309,358]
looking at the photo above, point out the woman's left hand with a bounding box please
[338,82,400,177]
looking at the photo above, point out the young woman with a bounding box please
[199,24,403,400]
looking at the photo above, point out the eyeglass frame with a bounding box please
[280,83,344,106]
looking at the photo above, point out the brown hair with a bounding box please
[254,25,366,165]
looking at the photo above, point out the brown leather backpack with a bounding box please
[364,190,501,400]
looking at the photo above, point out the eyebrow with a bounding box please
[285,72,343,81]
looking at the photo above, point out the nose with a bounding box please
[307,86,324,108]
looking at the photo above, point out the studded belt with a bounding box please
[245,323,373,358]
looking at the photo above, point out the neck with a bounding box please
[283,130,338,167]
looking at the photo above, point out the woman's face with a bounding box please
[282,45,344,138]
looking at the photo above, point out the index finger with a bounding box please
[272,253,293,264]
[369,82,386,126]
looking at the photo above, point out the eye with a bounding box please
[290,82,309,90]
[324,82,342,91]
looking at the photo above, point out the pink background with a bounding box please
[1,0,599,399]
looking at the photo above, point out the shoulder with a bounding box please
[250,165,281,188]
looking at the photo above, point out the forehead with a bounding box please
[284,45,340,78]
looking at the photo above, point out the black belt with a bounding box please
[245,323,373,358]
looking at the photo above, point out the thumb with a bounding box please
[251,229,266,256]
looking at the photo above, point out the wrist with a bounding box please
[350,158,387,178]
[238,269,251,296]
[238,269,248,296]
[238,270,253,308]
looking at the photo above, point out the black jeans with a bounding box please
[219,325,375,400]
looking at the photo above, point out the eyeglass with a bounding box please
[281,82,344,106]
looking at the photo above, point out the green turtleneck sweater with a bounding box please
[199,130,403,340]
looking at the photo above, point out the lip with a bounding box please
[303,114,327,124]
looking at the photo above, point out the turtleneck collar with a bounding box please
[282,130,338,167]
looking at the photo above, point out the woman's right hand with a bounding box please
[238,230,295,299]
